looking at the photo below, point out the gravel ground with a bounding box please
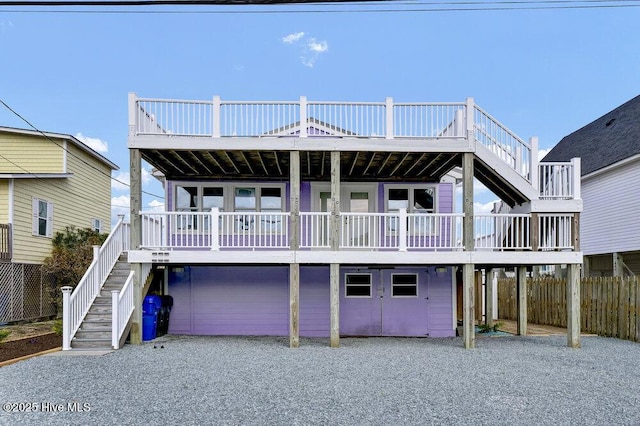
[0,334,639,425]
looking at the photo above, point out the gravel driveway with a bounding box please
[0,334,639,425]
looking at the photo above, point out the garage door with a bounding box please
[168,266,289,336]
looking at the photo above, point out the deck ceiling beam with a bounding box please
[429,154,460,180]
[188,151,214,175]
[403,153,426,177]
[146,150,187,176]
[273,151,283,176]
[417,154,443,177]
[377,153,393,176]
[362,152,377,176]
[349,152,359,176]
[257,151,269,176]
[169,150,200,175]
[389,152,411,177]
[202,151,227,174]
[224,152,241,174]
[240,151,254,175]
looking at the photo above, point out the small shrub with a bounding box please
[52,320,63,337]
[478,321,504,333]
[0,329,11,343]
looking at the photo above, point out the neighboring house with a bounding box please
[124,94,583,349]
[0,126,118,322]
[542,94,640,277]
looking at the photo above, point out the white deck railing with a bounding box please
[138,211,577,252]
[133,96,469,140]
[62,217,130,351]
[539,159,581,199]
[111,271,134,350]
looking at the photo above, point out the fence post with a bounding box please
[299,96,307,138]
[530,136,539,190]
[385,97,394,139]
[61,286,73,350]
[112,290,120,350]
[213,96,221,138]
[211,208,220,251]
[465,97,475,149]
[571,157,581,199]
[398,208,407,252]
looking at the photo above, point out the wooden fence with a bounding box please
[498,276,640,342]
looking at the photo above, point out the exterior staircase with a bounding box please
[70,254,131,350]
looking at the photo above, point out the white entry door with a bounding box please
[314,184,376,247]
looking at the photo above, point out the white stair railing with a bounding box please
[62,217,130,351]
[111,271,135,350]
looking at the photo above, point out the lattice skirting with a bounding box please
[0,263,56,323]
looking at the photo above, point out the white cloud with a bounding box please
[308,39,328,53]
[474,200,499,214]
[282,32,305,44]
[111,168,152,191]
[147,199,165,212]
[75,132,108,153]
[538,148,552,161]
[282,31,328,68]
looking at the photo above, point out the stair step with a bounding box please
[80,322,111,331]
[71,339,113,350]
[75,330,111,339]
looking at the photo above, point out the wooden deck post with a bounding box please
[289,151,300,348]
[462,152,475,348]
[475,270,483,322]
[517,266,527,336]
[330,151,341,348]
[485,268,494,327]
[129,148,142,345]
[567,263,581,348]
[463,264,475,349]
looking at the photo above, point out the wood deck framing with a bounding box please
[127,94,583,348]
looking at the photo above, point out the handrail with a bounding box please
[62,217,130,350]
[112,271,135,350]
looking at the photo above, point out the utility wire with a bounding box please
[0,98,165,200]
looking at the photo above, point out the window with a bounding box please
[345,274,372,298]
[392,274,418,297]
[32,198,53,238]
[91,218,102,233]
[234,187,283,232]
[386,185,436,235]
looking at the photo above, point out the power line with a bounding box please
[1,0,640,12]
[0,98,165,200]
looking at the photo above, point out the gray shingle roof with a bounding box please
[542,94,640,176]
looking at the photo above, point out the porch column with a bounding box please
[462,152,475,348]
[516,266,527,336]
[289,151,300,348]
[485,268,494,327]
[463,264,475,349]
[129,148,143,344]
[567,263,581,348]
[330,151,341,348]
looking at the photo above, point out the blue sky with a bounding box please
[1,3,639,220]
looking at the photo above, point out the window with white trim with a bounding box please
[234,186,283,232]
[32,198,53,238]
[391,274,418,297]
[345,273,372,298]
[386,185,437,235]
[91,218,102,233]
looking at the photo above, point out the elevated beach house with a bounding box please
[61,94,585,350]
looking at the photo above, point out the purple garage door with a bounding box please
[168,266,289,336]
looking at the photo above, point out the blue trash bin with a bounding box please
[142,295,161,341]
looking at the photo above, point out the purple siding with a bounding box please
[168,265,454,338]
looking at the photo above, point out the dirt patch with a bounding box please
[1,320,58,342]
[0,333,62,363]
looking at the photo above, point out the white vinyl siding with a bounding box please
[581,160,640,255]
